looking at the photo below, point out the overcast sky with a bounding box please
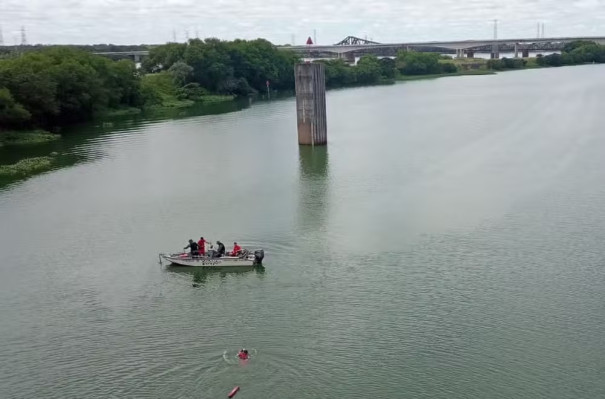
[1,0,604,45]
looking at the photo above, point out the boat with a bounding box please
[159,248,264,267]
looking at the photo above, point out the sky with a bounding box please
[0,0,604,45]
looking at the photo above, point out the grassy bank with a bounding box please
[0,156,56,177]
[141,72,235,109]
[396,69,495,82]
[0,130,61,147]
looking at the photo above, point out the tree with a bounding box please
[168,61,194,86]
[378,57,397,79]
[0,87,31,128]
[396,51,441,75]
[355,55,382,84]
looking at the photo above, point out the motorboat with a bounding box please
[159,248,264,267]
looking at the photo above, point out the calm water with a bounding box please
[1,65,605,399]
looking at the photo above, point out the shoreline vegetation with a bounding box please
[1,39,604,183]
[0,155,56,178]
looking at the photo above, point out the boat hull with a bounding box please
[161,254,258,267]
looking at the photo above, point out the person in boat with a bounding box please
[184,239,199,257]
[214,241,226,258]
[238,349,249,360]
[197,236,208,256]
[230,242,242,256]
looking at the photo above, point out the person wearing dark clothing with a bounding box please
[184,239,199,257]
[215,241,226,258]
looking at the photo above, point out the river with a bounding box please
[1,64,605,399]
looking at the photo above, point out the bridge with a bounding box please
[285,35,605,59]
[92,50,149,63]
[93,35,605,63]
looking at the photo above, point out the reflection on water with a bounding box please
[298,146,330,236]
[165,265,265,285]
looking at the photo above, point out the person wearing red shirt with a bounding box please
[197,237,207,256]
[230,242,242,256]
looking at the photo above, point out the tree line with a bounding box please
[2,38,604,132]
[536,41,605,67]
[0,47,142,129]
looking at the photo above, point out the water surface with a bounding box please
[1,65,605,398]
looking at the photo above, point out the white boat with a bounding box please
[159,249,264,267]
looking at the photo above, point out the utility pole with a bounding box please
[172,29,177,42]
[313,29,317,45]
[537,22,540,38]
[0,25,4,46]
[541,23,545,38]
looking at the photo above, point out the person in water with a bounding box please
[238,349,249,360]
[184,239,199,257]
[230,242,242,256]
[197,236,207,256]
[215,241,226,258]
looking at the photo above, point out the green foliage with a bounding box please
[144,38,299,95]
[0,87,31,127]
[168,61,193,86]
[355,55,382,84]
[396,51,442,75]
[0,130,59,146]
[487,57,525,71]
[536,41,605,67]
[440,62,458,73]
[319,59,356,88]
[0,156,54,176]
[0,47,141,129]
[379,58,397,79]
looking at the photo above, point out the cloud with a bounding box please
[0,0,603,45]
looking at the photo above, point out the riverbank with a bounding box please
[0,130,61,147]
[396,69,495,81]
[0,155,56,178]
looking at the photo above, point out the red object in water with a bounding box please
[306,36,313,45]
[228,386,240,398]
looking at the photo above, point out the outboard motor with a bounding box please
[253,250,264,265]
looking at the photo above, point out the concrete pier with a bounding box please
[295,63,327,146]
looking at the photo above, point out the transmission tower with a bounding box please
[491,19,499,59]
[20,26,27,46]
[541,23,545,38]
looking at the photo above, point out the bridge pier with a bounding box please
[294,63,327,146]
[522,49,530,58]
[514,43,519,58]
[466,50,475,58]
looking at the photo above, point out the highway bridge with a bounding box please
[93,36,605,62]
[285,36,605,59]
